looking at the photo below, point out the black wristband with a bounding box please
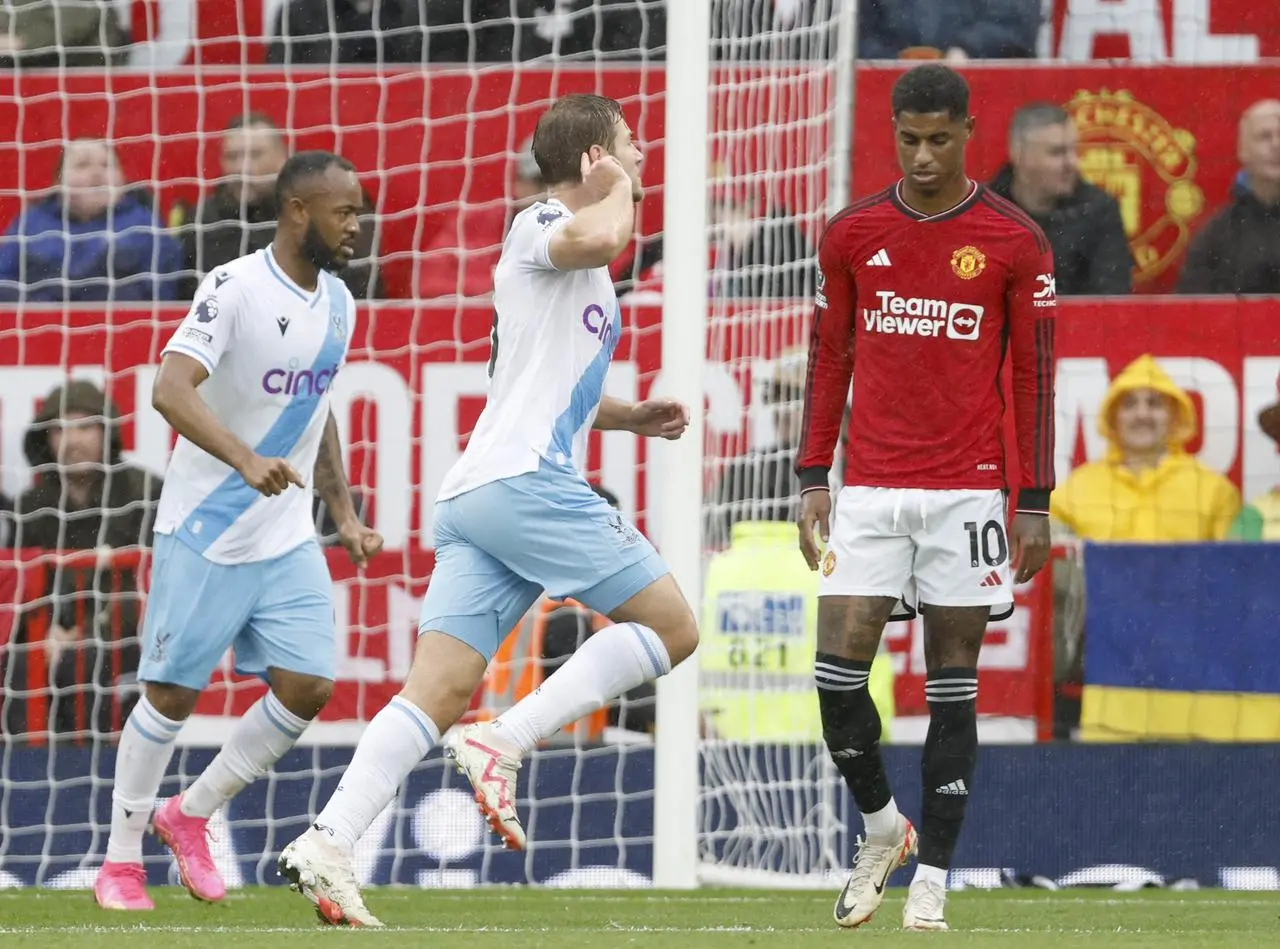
[1015,487,1050,513]
[797,466,831,492]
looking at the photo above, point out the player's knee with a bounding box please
[815,659,882,754]
[141,681,200,721]
[272,675,333,720]
[402,629,490,730]
[656,607,699,667]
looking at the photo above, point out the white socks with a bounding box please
[181,691,309,819]
[862,798,902,842]
[491,622,671,753]
[862,805,948,889]
[106,696,183,864]
[913,863,949,889]
[105,692,312,863]
[313,696,440,852]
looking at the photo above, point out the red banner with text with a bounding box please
[4,298,1279,731]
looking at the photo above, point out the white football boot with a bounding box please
[444,723,526,850]
[832,817,918,928]
[278,826,384,928]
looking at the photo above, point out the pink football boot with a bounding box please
[93,861,153,911]
[151,794,227,902]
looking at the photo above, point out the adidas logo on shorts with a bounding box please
[979,570,1002,588]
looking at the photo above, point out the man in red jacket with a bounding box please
[795,64,1056,932]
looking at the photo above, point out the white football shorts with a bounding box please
[818,486,1014,620]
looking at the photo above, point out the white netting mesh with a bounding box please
[0,0,848,889]
[695,2,847,885]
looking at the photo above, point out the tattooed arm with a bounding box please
[314,411,358,530]
[313,411,383,567]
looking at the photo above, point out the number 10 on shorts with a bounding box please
[963,520,1008,569]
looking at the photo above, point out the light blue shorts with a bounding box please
[138,533,335,691]
[419,460,669,662]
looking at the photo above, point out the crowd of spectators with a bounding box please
[3,4,1274,301]
[0,1,1053,69]
[11,94,1270,305]
[0,0,1052,306]
[260,0,1055,67]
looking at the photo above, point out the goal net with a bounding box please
[0,0,854,891]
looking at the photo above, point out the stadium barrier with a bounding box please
[2,741,1276,890]
[79,1,1280,69]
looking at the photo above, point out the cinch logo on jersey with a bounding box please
[581,303,616,349]
[261,365,340,396]
[862,291,985,341]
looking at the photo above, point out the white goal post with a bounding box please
[656,0,861,889]
[653,0,711,891]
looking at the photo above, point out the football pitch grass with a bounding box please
[0,888,1277,948]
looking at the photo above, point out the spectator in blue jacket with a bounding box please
[857,0,1042,61]
[0,139,181,303]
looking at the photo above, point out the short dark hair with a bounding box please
[532,94,622,186]
[1009,102,1071,145]
[274,150,356,212]
[891,64,970,121]
[225,111,280,133]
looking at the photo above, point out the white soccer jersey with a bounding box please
[154,246,356,564]
[438,197,621,500]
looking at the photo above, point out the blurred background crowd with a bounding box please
[4,0,1277,307]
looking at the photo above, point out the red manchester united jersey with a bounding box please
[796,181,1057,511]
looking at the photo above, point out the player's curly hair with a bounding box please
[533,94,623,186]
[891,64,970,121]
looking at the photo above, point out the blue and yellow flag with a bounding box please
[1081,543,1280,742]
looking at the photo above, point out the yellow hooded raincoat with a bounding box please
[1050,355,1240,541]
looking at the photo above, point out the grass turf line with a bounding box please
[0,888,1275,948]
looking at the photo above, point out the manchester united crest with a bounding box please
[822,550,836,577]
[1067,89,1203,286]
[950,245,986,280]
